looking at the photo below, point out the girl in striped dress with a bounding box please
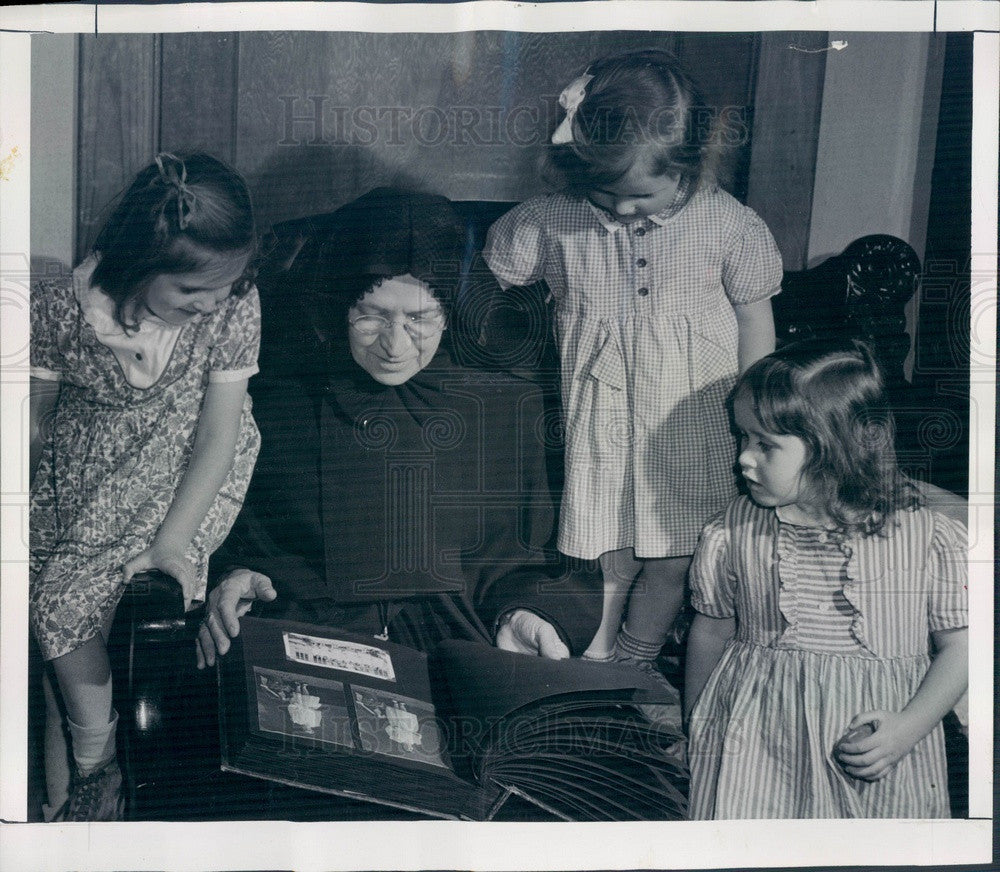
[684,339,967,819]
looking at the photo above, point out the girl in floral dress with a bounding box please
[30,153,261,820]
[684,339,968,818]
[484,50,783,675]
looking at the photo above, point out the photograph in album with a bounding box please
[219,617,687,821]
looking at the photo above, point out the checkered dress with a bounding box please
[484,185,783,559]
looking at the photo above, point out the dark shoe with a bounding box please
[65,760,125,821]
[616,655,683,732]
[42,799,69,822]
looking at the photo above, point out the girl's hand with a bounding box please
[835,710,921,781]
[123,543,199,612]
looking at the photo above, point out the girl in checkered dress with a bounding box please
[484,50,783,673]
[684,339,967,818]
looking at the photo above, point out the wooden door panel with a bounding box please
[160,33,239,162]
[77,33,159,259]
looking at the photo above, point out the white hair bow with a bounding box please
[551,71,594,145]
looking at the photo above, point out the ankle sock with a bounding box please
[614,625,665,662]
[67,711,118,776]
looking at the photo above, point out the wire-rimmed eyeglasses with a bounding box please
[348,312,446,340]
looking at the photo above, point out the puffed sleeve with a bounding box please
[721,207,784,306]
[689,512,737,618]
[482,200,549,288]
[208,285,261,383]
[927,512,968,633]
[30,280,65,381]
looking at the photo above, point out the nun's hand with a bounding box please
[195,568,277,669]
[495,609,570,660]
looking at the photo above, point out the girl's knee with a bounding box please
[643,555,692,589]
[51,635,111,687]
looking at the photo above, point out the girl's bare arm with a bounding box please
[837,626,968,780]
[123,378,248,600]
[683,612,736,725]
[733,298,775,373]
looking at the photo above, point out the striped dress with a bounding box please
[687,497,967,819]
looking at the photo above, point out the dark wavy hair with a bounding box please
[543,49,723,199]
[732,338,921,536]
[91,152,257,330]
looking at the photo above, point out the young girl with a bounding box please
[484,50,783,670]
[30,153,261,820]
[684,339,968,819]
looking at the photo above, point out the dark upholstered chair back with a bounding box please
[774,234,920,393]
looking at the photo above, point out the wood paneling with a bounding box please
[236,31,444,230]
[234,31,705,228]
[160,33,238,162]
[674,32,760,199]
[746,32,827,271]
[76,31,759,237]
[77,34,159,259]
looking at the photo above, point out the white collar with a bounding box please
[586,177,694,234]
[74,256,179,337]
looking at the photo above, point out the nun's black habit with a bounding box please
[213,189,601,653]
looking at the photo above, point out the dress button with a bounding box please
[635,227,646,236]
[637,287,649,297]
[135,352,143,360]
[637,258,647,267]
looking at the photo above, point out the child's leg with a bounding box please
[583,547,644,659]
[616,555,691,659]
[47,611,123,821]
[50,634,116,771]
[40,666,72,819]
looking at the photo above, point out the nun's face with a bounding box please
[347,274,446,385]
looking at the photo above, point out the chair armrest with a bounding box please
[125,571,203,635]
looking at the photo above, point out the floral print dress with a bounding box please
[30,260,261,660]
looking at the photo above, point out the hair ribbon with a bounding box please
[154,152,197,230]
[551,71,594,145]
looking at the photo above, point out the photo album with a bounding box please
[219,616,688,821]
